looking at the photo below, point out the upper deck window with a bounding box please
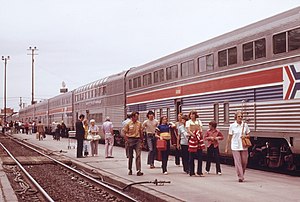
[166,65,178,80]
[154,69,164,83]
[273,32,286,54]
[228,47,237,65]
[129,79,132,89]
[255,38,266,59]
[102,86,107,95]
[143,73,152,86]
[243,38,266,61]
[288,27,300,51]
[218,50,227,67]
[198,54,214,72]
[181,60,194,77]
[243,42,253,61]
[218,47,237,67]
[133,77,141,88]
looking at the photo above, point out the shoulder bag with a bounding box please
[241,122,252,148]
[157,139,167,151]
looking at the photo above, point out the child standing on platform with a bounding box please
[204,120,224,175]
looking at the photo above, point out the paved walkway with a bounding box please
[7,133,300,202]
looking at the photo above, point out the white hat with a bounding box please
[90,119,95,123]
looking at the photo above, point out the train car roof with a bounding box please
[74,71,127,93]
[127,6,300,76]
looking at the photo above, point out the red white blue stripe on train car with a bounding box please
[283,62,300,100]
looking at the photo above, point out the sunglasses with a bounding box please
[238,116,243,118]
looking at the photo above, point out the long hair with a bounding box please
[159,116,168,125]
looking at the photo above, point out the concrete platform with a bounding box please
[9,133,300,202]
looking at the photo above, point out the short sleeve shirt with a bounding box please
[229,121,250,151]
[142,119,158,134]
[123,120,142,138]
[186,119,203,132]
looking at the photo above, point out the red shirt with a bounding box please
[204,129,224,148]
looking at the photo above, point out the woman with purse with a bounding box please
[156,116,175,175]
[225,110,250,182]
[89,119,100,157]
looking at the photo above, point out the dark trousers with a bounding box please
[180,145,189,173]
[174,147,180,165]
[77,138,84,158]
[161,140,171,173]
[146,134,156,165]
[206,145,221,173]
[127,138,142,171]
[189,149,203,175]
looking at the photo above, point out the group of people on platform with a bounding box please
[122,110,250,182]
[75,115,114,158]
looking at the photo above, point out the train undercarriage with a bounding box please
[248,137,299,171]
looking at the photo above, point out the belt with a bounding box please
[147,133,155,135]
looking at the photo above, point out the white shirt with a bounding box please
[229,121,250,151]
[186,119,203,132]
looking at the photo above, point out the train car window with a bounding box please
[199,54,214,72]
[181,60,194,77]
[255,38,266,59]
[154,69,164,83]
[143,73,152,86]
[228,47,237,65]
[206,54,214,71]
[103,86,107,95]
[288,27,300,51]
[133,77,141,88]
[218,50,227,67]
[243,42,253,61]
[159,69,164,82]
[273,32,286,54]
[166,65,178,80]
[198,56,206,72]
[129,79,132,89]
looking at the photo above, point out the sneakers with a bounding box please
[163,172,168,175]
[150,165,155,169]
[196,173,204,177]
[128,170,132,175]
[137,171,144,176]
[217,172,222,175]
[205,171,209,174]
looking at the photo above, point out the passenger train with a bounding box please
[18,7,300,171]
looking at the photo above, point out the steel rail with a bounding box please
[13,137,138,202]
[0,142,55,202]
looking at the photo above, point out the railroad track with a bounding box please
[0,134,138,202]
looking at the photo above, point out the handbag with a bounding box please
[157,139,167,151]
[241,122,251,148]
[93,135,101,140]
[86,134,93,141]
[242,137,252,148]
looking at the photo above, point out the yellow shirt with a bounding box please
[123,120,142,138]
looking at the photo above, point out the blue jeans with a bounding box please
[147,134,156,165]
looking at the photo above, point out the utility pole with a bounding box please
[19,97,23,109]
[27,47,38,105]
[2,56,10,124]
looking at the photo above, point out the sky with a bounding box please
[0,0,299,111]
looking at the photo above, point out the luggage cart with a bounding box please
[68,131,76,149]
